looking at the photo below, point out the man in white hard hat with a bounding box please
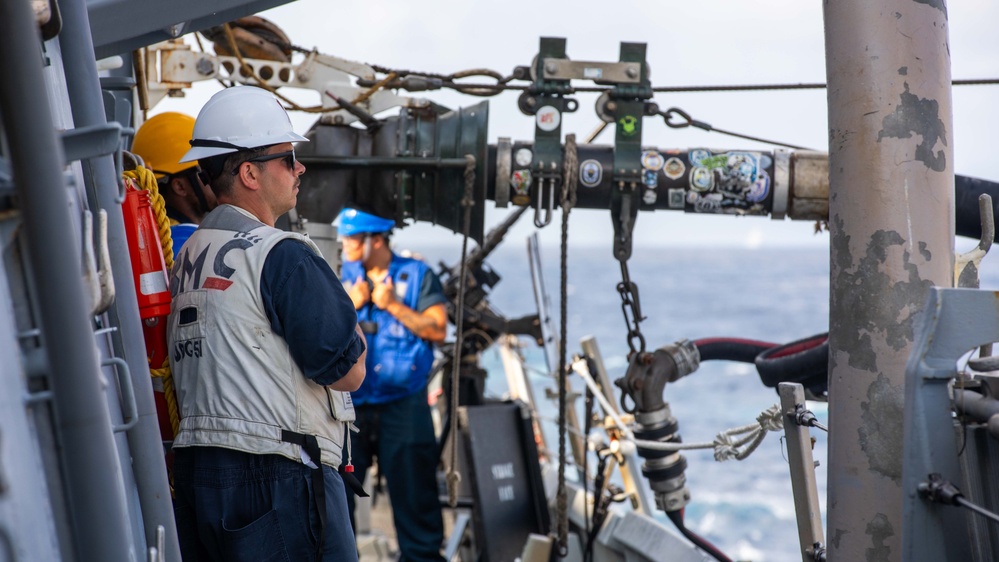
[167,85,366,562]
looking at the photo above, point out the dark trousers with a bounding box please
[174,447,357,562]
[347,389,445,562]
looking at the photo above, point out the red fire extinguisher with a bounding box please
[121,177,174,441]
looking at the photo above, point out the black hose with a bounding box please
[694,337,778,363]
[666,510,733,562]
[956,175,999,242]
[754,333,829,394]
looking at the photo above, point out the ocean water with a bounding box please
[413,242,829,562]
[413,240,999,562]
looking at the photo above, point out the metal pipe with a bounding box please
[823,2,955,561]
[58,0,180,558]
[0,2,133,561]
[954,389,999,423]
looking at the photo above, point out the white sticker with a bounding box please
[579,159,602,188]
[536,106,561,132]
[515,148,533,167]
[641,150,665,171]
[664,157,686,180]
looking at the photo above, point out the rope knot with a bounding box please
[757,404,785,432]
[713,433,738,462]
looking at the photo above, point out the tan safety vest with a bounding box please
[168,204,354,468]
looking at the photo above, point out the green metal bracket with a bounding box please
[521,37,573,226]
[610,42,651,261]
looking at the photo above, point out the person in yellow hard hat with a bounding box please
[131,112,218,256]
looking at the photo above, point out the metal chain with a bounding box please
[616,261,646,356]
[555,134,578,557]
[445,155,476,507]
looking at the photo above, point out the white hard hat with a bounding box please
[180,86,308,163]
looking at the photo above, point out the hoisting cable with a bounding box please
[650,77,999,93]
[354,69,999,97]
[555,133,579,557]
[919,473,999,525]
[123,166,181,437]
[657,107,812,150]
[445,155,477,507]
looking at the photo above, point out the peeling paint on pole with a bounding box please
[823,1,954,561]
[859,374,904,483]
[829,221,937,372]
[865,513,895,562]
[877,83,948,172]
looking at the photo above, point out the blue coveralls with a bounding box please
[342,254,446,562]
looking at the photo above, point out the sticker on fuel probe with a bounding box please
[668,188,685,208]
[580,159,602,188]
[515,148,533,167]
[641,150,664,171]
[642,189,658,205]
[511,169,532,206]
[663,157,685,180]
[643,169,658,189]
[511,169,532,194]
[746,170,771,203]
[690,166,713,192]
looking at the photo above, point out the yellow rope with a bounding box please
[150,360,180,436]
[123,167,180,437]
[123,167,174,269]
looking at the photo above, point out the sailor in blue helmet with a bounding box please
[337,207,448,562]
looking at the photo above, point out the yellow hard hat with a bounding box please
[132,112,197,179]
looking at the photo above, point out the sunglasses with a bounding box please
[232,149,297,175]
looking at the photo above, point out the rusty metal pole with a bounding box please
[823,2,954,561]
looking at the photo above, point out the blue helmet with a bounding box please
[337,208,395,236]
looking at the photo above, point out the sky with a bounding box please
[151,0,999,252]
